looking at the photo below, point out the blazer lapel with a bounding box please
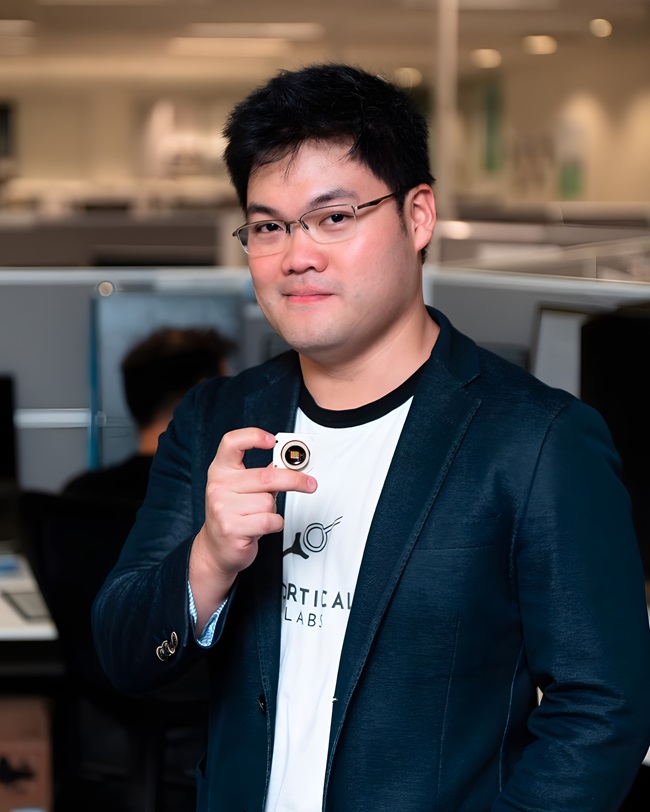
[329,314,482,747]
[241,353,303,723]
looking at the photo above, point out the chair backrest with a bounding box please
[18,490,139,687]
[18,490,209,812]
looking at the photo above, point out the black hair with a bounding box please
[121,327,237,429]
[223,62,435,212]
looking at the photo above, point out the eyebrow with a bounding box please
[246,187,358,220]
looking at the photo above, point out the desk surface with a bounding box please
[0,552,57,641]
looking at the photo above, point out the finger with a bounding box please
[257,465,318,496]
[237,512,285,538]
[209,427,276,474]
[211,465,317,497]
[223,490,278,518]
[204,491,283,542]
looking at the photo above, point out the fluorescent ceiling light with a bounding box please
[187,23,324,41]
[168,38,291,58]
[38,1,165,5]
[459,0,557,6]
[589,18,613,38]
[393,67,424,88]
[471,48,502,68]
[401,0,558,9]
[522,35,557,55]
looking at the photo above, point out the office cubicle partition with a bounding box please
[0,269,250,492]
[2,265,650,492]
[423,266,650,393]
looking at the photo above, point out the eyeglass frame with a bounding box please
[231,191,401,256]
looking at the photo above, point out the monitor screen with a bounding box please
[0,375,17,483]
[90,288,246,468]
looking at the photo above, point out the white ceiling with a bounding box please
[0,0,648,87]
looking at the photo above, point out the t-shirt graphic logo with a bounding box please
[283,517,342,559]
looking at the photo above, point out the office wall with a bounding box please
[19,92,90,180]
[2,84,241,212]
[503,42,650,203]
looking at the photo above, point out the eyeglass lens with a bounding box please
[240,204,357,256]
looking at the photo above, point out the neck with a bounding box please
[137,421,167,455]
[299,309,439,410]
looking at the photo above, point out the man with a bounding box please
[64,326,236,502]
[92,64,650,811]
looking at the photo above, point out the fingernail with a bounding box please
[306,476,317,491]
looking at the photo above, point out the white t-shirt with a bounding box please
[264,395,413,812]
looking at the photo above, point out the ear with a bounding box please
[407,184,436,253]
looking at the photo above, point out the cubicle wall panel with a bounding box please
[423,268,650,387]
[17,426,89,493]
[0,284,92,409]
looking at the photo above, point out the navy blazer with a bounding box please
[93,307,650,811]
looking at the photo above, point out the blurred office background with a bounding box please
[1,3,649,810]
[0,0,649,240]
[0,0,649,493]
[1,0,649,494]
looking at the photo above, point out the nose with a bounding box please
[280,220,326,274]
[284,218,307,236]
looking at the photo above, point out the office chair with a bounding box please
[18,489,208,812]
[581,303,650,569]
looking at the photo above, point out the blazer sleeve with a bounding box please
[494,398,650,811]
[91,380,219,695]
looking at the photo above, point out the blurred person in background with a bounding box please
[63,325,237,503]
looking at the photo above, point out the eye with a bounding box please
[318,208,354,229]
[251,220,284,236]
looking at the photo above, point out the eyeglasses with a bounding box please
[232,191,399,257]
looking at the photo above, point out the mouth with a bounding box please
[283,289,333,303]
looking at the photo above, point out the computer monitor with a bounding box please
[89,287,247,469]
[530,307,593,397]
[0,375,17,485]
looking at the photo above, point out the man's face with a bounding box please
[245,141,434,367]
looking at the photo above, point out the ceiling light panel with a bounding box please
[522,34,558,54]
[471,48,502,67]
[168,37,292,58]
[589,18,613,38]
[400,0,559,9]
[37,0,169,6]
[186,23,324,41]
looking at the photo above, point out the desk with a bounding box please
[0,551,63,684]
[0,552,57,642]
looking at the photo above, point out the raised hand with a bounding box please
[189,427,317,629]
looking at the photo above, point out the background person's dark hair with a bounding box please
[121,327,237,429]
[223,62,435,216]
